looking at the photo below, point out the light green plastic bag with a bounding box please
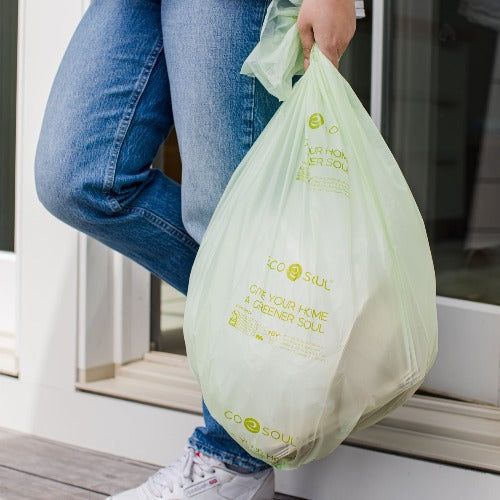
[183,1,438,470]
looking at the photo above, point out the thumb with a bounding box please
[298,21,314,71]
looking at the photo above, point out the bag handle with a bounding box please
[241,0,304,102]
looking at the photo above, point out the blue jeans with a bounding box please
[34,0,279,473]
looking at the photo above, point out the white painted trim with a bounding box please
[0,331,18,376]
[275,444,500,500]
[349,395,500,473]
[113,253,150,364]
[76,234,151,380]
[77,235,115,380]
[0,253,16,338]
[437,295,500,315]
[370,0,384,129]
[422,296,500,406]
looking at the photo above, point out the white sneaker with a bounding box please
[107,445,275,500]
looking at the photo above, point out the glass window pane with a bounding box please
[384,0,500,305]
[0,0,18,253]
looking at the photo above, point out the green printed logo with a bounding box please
[224,410,298,447]
[244,417,261,433]
[286,263,302,281]
[308,113,324,129]
[296,164,311,183]
[228,310,240,327]
[267,256,332,292]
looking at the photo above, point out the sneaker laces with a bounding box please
[148,446,220,495]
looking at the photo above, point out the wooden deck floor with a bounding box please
[0,427,305,499]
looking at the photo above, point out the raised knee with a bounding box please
[35,154,77,222]
[34,147,106,228]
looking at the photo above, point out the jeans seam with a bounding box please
[121,205,199,250]
[242,77,254,150]
[242,0,269,149]
[102,34,164,211]
[250,76,256,145]
[188,437,272,471]
[250,0,271,145]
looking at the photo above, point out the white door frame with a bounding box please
[0,252,17,339]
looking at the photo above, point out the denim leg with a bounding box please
[161,0,280,472]
[34,0,198,294]
[161,0,280,246]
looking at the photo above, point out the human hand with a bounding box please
[297,0,357,70]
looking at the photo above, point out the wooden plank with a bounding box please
[0,465,105,499]
[0,427,157,495]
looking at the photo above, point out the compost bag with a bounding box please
[183,0,438,470]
